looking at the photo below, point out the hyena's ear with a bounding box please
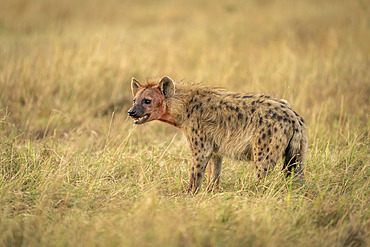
[131,77,142,96]
[159,76,175,99]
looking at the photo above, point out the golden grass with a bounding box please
[0,0,369,246]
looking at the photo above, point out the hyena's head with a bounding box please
[128,76,175,124]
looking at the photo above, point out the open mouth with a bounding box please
[132,114,150,124]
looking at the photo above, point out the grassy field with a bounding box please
[0,0,369,246]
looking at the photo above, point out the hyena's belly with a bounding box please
[215,135,254,161]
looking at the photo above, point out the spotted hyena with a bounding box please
[128,76,308,194]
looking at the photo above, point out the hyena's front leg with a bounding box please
[187,141,212,195]
[206,153,223,192]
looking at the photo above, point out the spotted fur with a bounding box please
[128,76,308,194]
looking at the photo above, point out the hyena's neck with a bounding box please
[158,112,179,128]
[159,84,196,128]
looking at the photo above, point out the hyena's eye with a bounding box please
[143,99,152,105]
[133,99,136,104]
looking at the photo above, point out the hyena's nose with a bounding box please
[128,108,137,117]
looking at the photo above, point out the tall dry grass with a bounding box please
[0,0,369,246]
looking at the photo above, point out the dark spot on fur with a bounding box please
[196,164,201,168]
[213,143,219,151]
[264,168,267,171]
[252,101,256,105]
[197,173,202,178]
[192,167,194,171]
[266,155,269,160]
[238,113,243,120]
[200,137,203,141]
[276,145,279,149]
[267,147,270,152]
[201,143,204,148]
[268,130,271,135]
[251,109,255,114]
[195,141,198,146]
[259,118,263,125]
[228,116,231,121]
[262,133,266,139]
[258,157,262,162]
[258,138,261,144]
[235,107,239,112]
[274,127,278,132]
[266,103,271,106]
[258,152,262,156]
[207,98,211,102]
[243,95,252,98]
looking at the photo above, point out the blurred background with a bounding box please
[0,0,368,142]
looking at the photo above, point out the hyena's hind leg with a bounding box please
[206,153,223,192]
[252,128,289,179]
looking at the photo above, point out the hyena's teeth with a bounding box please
[133,115,148,123]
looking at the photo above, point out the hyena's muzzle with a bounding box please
[128,105,150,124]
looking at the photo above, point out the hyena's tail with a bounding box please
[283,126,308,181]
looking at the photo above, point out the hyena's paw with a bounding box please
[206,182,221,193]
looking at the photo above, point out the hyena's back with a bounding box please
[181,89,307,178]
